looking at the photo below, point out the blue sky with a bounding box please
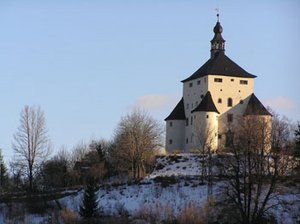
[0,0,299,162]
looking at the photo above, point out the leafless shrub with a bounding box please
[60,207,79,224]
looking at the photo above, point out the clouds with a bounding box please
[132,94,179,112]
[263,96,300,121]
[264,96,297,110]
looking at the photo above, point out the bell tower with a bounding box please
[210,14,225,59]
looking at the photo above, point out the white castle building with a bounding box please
[165,15,271,153]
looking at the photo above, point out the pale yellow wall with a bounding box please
[207,75,254,115]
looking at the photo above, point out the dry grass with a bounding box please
[60,207,80,224]
[134,202,175,223]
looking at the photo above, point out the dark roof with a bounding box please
[211,21,225,42]
[191,91,220,114]
[165,98,186,121]
[181,52,256,82]
[244,93,271,116]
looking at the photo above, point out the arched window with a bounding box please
[227,98,233,107]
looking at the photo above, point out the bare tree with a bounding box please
[221,114,295,224]
[112,109,163,180]
[70,141,89,167]
[193,119,216,197]
[0,148,8,189]
[12,105,51,191]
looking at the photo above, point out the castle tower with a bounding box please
[210,14,225,59]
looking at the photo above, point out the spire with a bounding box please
[210,14,225,59]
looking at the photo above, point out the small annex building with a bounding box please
[165,15,271,153]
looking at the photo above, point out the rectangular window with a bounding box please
[186,118,189,126]
[189,82,193,87]
[227,113,233,123]
[169,121,173,127]
[240,80,248,85]
[169,139,173,144]
[197,80,201,85]
[214,78,223,83]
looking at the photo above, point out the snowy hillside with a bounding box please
[1,153,299,223]
[147,153,202,178]
[58,153,300,223]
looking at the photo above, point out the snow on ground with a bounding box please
[59,153,300,223]
[147,154,202,179]
[59,153,218,216]
[59,179,218,218]
[1,153,300,223]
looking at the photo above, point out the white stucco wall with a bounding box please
[190,111,219,152]
[165,120,186,153]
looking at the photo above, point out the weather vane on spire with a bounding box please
[215,8,220,22]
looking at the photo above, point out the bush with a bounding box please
[60,207,79,224]
[153,176,178,188]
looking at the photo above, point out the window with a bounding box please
[186,138,189,144]
[227,98,233,107]
[231,79,234,82]
[218,98,222,103]
[169,121,173,127]
[186,118,189,126]
[214,78,223,83]
[206,115,209,118]
[218,134,222,139]
[220,89,223,91]
[201,94,204,99]
[227,113,233,123]
[204,77,206,83]
[189,82,193,87]
[197,80,201,85]
[240,100,244,104]
[169,139,173,144]
[186,104,189,109]
[240,80,248,85]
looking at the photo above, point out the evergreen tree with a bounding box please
[294,124,300,157]
[79,178,99,219]
[0,148,8,189]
